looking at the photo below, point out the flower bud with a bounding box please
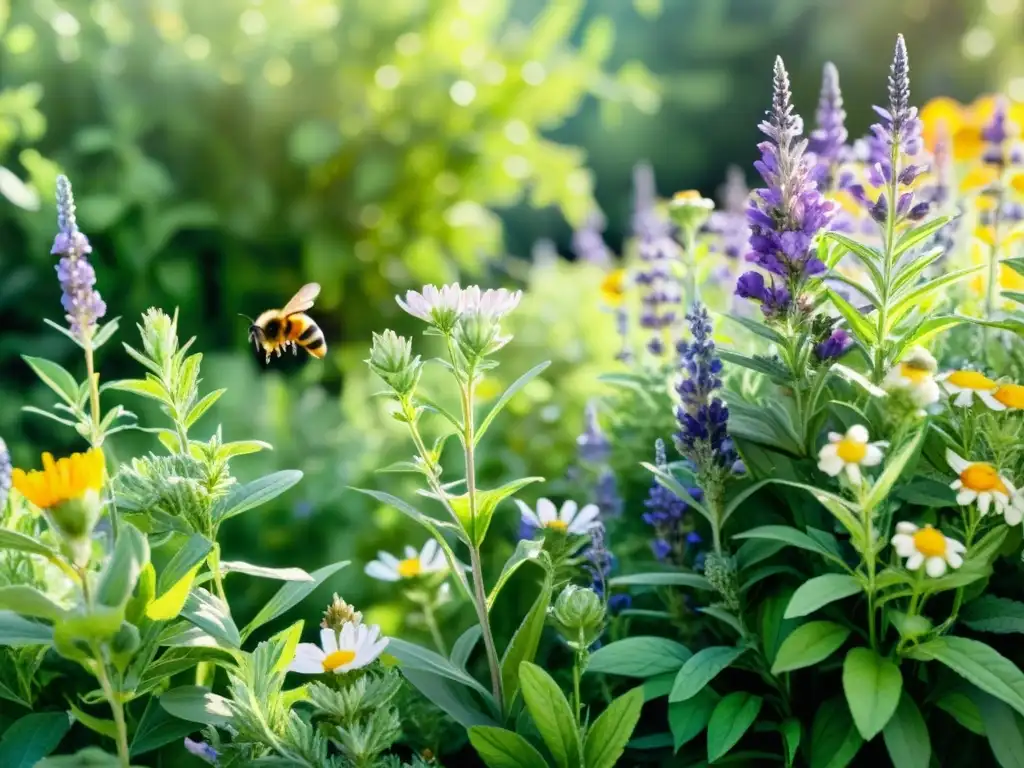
[48,489,103,566]
[453,313,508,363]
[139,307,179,373]
[321,593,363,633]
[669,190,714,234]
[110,621,141,670]
[550,585,605,649]
[703,552,739,611]
[366,330,422,397]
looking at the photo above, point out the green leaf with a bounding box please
[66,701,117,739]
[500,572,553,715]
[147,566,199,622]
[451,625,481,670]
[20,406,77,427]
[906,637,1024,717]
[96,523,150,610]
[157,534,212,595]
[388,638,495,708]
[475,361,551,444]
[669,645,747,702]
[888,265,982,328]
[861,429,925,513]
[826,288,877,345]
[706,692,762,762]
[34,747,121,767]
[784,574,862,619]
[733,525,837,559]
[350,487,467,543]
[842,647,902,740]
[718,349,792,380]
[892,315,967,359]
[213,470,303,522]
[811,696,864,768]
[445,476,543,546]
[104,377,170,404]
[181,588,240,648]
[974,690,1024,768]
[519,662,579,768]
[669,689,717,752]
[91,317,121,350]
[895,478,958,507]
[936,691,985,735]
[0,610,54,646]
[882,692,930,768]
[0,530,59,559]
[158,686,232,726]
[961,596,1024,634]
[824,231,884,278]
[129,698,196,757]
[468,726,548,768]
[0,712,72,768]
[22,356,79,406]
[587,636,691,678]
[892,215,953,259]
[827,270,882,309]
[781,718,801,767]
[0,586,65,620]
[220,561,313,581]
[771,621,851,674]
[583,687,644,768]
[723,311,786,345]
[183,389,225,429]
[487,539,546,611]
[609,572,711,590]
[241,560,347,640]
[641,462,712,523]
[402,668,496,729]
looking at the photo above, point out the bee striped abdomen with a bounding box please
[288,314,327,359]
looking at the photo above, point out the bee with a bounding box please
[245,283,327,363]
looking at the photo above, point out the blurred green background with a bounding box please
[0,0,1020,637]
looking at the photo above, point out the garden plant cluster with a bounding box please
[4,32,1024,768]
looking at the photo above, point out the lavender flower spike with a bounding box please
[53,176,106,341]
[642,438,700,564]
[0,438,11,511]
[808,62,848,191]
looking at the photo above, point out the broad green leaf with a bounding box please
[403,668,497,729]
[862,429,925,513]
[936,691,985,735]
[443,476,544,546]
[0,611,54,646]
[609,572,711,590]
[669,645,747,702]
[0,712,72,768]
[961,596,1024,634]
[669,689,717,752]
[733,525,837,559]
[583,687,644,768]
[183,389,225,429]
[20,406,77,427]
[906,636,1024,718]
[104,377,170,403]
[771,621,850,674]
[519,662,579,768]
[147,566,200,621]
[475,361,551,443]
[826,288,877,344]
[35,748,121,767]
[500,572,553,715]
[974,690,1024,768]
[22,356,79,406]
[896,478,958,507]
[722,479,772,527]
[735,539,787,571]
[727,398,804,454]
[129,698,197,757]
[784,574,862,619]
[842,647,902,740]
[220,561,312,581]
[827,270,882,309]
[96,523,149,610]
[488,539,546,610]
[213,470,303,522]
[811,696,864,768]
[706,692,762,762]
[0,530,59,559]
[588,636,691,678]
[388,638,495,706]
[723,312,786,345]
[781,718,801,767]
[451,625,482,670]
[156,533,212,595]
[350,487,467,543]
[216,440,272,459]
[241,560,347,640]
[0,586,65,620]
[760,587,798,665]
[158,686,232,726]
[181,588,240,648]
[830,363,888,398]
[468,726,548,768]
[269,620,304,677]
[882,692,930,768]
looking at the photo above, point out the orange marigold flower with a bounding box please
[12,448,105,511]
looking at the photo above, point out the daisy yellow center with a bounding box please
[995,383,1024,409]
[960,463,1007,493]
[836,438,867,463]
[545,520,569,532]
[947,370,996,391]
[11,448,105,510]
[397,558,422,578]
[899,363,931,383]
[322,649,356,672]
[600,270,626,306]
[912,526,947,558]
[673,190,702,203]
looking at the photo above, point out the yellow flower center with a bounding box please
[836,438,867,463]
[960,463,1007,493]
[947,370,996,391]
[912,526,947,558]
[899,363,931,383]
[545,520,569,532]
[600,270,626,307]
[673,190,702,203]
[321,649,357,672]
[11,448,105,510]
[995,383,1024,409]
[397,558,422,579]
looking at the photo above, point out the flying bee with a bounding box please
[244,283,327,363]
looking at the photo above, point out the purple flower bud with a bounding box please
[814,329,852,361]
[183,738,218,764]
[907,202,930,221]
[52,176,106,342]
[870,194,888,224]
[898,164,925,185]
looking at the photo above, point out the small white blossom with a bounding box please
[365,540,448,582]
[817,425,887,484]
[515,497,600,534]
[883,346,940,406]
[891,522,966,578]
[289,623,388,675]
[946,449,1014,517]
[937,369,1003,409]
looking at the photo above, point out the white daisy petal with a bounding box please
[947,550,964,569]
[848,424,869,443]
[979,390,1006,410]
[515,499,541,527]
[536,498,558,525]
[559,500,578,524]
[845,463,863,486]
[818,455,845,477]
[953,390,974,407]
[365,561,400,582]
[895,522,919,535]
[925,556,947,578]
[862,445,884,467]
[320,627,339,654]
[946,450,969,473]
[420,539,439,564]
[289,643,326,674]
[827,432,843,443]
[891,533,917,558]
[379,551,400,569]
[906,552,925,571]
[1006,504,1024,527]
[568,504,601,534]
[978,492,992,516]
[956,489,978,506]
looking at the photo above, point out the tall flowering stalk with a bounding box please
[643,439,700,563]
[0,438,10,512]
[808,62,849,194]
[633,164,682,357]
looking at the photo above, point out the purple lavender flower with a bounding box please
[674,304,740,473]
[814,328,851,361]
[643,439,700,564]
[184,737,218,764]
[614,306,633,363]
[594,468,623,519]
[53,176,106,341]
[586,523,630,614]
[632,164,682,356]
[736,57,834,319]
[577,401,610,464]
[0,438,10,511]
[808,62,849,191]
[573,211,613,266]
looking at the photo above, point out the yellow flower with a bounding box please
[891,522,965,577]
[12,448,105,511]
[920,94,1024,162]
[600,269,627,307]
[967,241,1024,303]
[946,449,1014,516]
[994,383,1024,410]
[937,369,1003,409]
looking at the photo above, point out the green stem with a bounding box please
[572,647,584,727]
[422,600,448,656]
[684,227,698,306]
[92,652,129,767]
[84,336,102,446]
[470,545,504,711]
[864,512,878,650]
[208,544,228,604]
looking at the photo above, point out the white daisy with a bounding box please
[460,286,522,319]
[289,623,389,675]
[883,346,940,406]
[946,449,1014,517]
[817,425,888,485]
[1008,491,1024,527]
[365,540,448,582]
[937,369,1003,409]
[515,497,600,535]
[891,522,966,578]
[396,283,465,329]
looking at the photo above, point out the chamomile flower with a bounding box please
[516,498,601,535]
[365,540,448,582]
[937,369,1003,409]
[396,283,465,330]
[817,425,887,484]
[460,286,522,318]
[883,346,940,406]
[891,522,966,577]
[289,623,389,675]
[946,449,1014,516]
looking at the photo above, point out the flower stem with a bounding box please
[208,543,228,604]
[92,652,130,767]
[83,337,102,446]
[863,511,878,650]
[422,600,448,656]
[572,647,584,727]
[470,544,504,711]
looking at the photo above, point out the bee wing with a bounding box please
[281,283,321,316]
